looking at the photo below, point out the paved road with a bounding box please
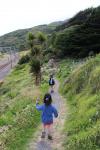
[0,53,19,80]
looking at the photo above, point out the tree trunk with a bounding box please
[39,70,41,83]
[35,75,39,86]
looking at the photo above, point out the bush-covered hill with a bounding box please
[0,21,63,51]
[56,7,96,31]
[52,6,100,58]
[58,54,100,150]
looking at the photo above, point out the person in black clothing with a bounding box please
[49,75,55,93]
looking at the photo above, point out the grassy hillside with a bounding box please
[0,21,63,51]
[58,54,100,150]
[0,63,48,150]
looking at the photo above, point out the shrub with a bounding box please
[18,54,30,65]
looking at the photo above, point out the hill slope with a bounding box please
[59,54,100,150]
[0,21,63,51]
[0,64,48,150]
[53,6,100,58]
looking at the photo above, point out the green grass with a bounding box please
[57,59,73,81]
[58,55,100,150]
[0,63,49,150]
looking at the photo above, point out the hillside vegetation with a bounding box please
[1,6,100,59]
[0,21,63,51]
[52,6,100,58]
[0,64,48,150]
[58,54,100,150]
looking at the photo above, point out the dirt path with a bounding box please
[26,79,67,150]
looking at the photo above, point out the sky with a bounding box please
[0,0,100,36]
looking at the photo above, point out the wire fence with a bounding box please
[0,47,19,80]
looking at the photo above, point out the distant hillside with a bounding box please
[0,21,63,51]
[52,6,100,58]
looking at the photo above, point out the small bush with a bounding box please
[18,54,30,65]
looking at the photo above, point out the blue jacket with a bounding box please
[36,104,58,124]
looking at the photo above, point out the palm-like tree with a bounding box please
[28,32,35,56]
[28,32,47,85]
[37,32,47,45]
[37,32,47,81]
[30,58,40,85]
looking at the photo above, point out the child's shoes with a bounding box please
[41,131,46,138]
[51,90,54,93]
[48,134,53,140]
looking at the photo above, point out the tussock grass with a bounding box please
[59,55,100,150]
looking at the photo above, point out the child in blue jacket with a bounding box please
[36,93,58,140]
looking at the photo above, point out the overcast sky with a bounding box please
[0,0,99,36]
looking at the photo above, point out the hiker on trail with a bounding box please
[36,93,58,140]
[49,74,55,93]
